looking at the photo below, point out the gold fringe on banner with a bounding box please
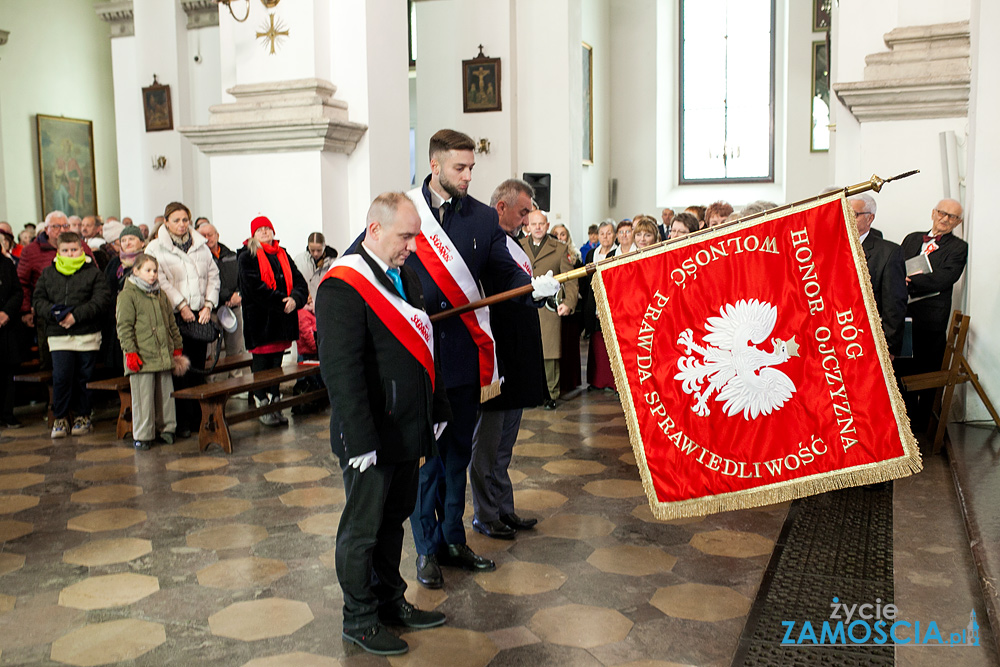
[480,380,502,403]
[593,193,921,520]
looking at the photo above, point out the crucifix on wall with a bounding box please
[462,46,501,113]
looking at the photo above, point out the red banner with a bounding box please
[594,196,920,518]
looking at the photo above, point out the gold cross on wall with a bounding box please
[256,13,289,55]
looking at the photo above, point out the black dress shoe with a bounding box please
[438,543,496,571]
[543,399,557,410]
[379,600,446,629]
[342,623,408,655]
[415,554,443,589]
[473,518,516,540]
[500,512,537,530]
[176,427,192,439]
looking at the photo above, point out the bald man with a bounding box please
[899,198,968,429]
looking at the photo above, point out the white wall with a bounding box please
[0,0,119,223]
[581,0,612,238]
[186,26,222,221]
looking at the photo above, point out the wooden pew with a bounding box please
[172,363,326,454]
[87,353,254,439]
[13,369,54,427]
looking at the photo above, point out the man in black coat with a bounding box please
[899,198,968,427]
[197,221,246,364]
[469,179,546,540]
[848,195,907,356]
[317,193,451,656]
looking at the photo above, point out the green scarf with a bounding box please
[55,254,86,276]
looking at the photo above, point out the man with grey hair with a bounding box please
[471,179,545,540]
[848,193,906,358]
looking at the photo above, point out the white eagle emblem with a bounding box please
[675,299,800,420]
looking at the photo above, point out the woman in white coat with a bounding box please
[145,201,220,437]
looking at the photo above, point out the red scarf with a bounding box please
[257,241,293,295]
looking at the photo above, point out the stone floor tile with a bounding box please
[209,598,314,641]
[0,494,39,514]
[401,579,448,611]
[508,469,527,484]
[171,474,240,494]
[58,572,160,610]
[528,603,633,648]
[512,489,568,511]
[67,508,146,533]
[486,625,542,651]
[0,604,85,650]
[620,451,637,465]
[264,466,331,484]
[0,472,45,490]
[70,484,142,504]
[582,434,631,449]
[0,454,49,470]
[252,449,312,464]
[388,626,498,667]
[537,513,616,539]
[280,487,345,507]
[0,593,14,614]
[298,512,342,536]
[187,523,268,550]
[75,448,134,462]
[476,561,567,595]
[0,440,51,453]
[49,618,166,665]
[165,456,229,472]
[587,545,677,576]
[689,529,774,558]
[176,497,253,519]
[542,459,607,476]
[631,503,704,525]
[0,519,32,541]
[0,552,25,575]
[198,556,289,589]
[649,583,751,621]
[583,478,646,498]
[243,653,342,667]
[465,530,516,555]
[72,465,136,482]
[512,443,569,458]
[63,537,152,566]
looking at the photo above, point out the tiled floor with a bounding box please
[0,388,793,666]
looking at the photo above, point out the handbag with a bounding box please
[176,316,222,343]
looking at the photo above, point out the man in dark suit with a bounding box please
[470,179,547,540]
[404,130,558,589]
[848,194,907,356]
[317,193,451,656]
[899,198,968,427]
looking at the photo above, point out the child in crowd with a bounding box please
[116,253,188,450]
[32,232,112,438]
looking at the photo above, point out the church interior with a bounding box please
[0,0,999,665]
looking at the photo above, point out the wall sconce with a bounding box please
[476,138,491,155]
[152,156,167,171]
[216,0,280,22]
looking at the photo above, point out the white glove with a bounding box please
[348,450,377,473]
[433,422,448,440]
[531,270,560,300]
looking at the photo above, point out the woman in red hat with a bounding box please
[237,215,308,426]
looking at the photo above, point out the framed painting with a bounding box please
[811,40,830,152]
[36,114,98,218]
[462,50,501,113]
[813,0,831,32]
[583,41,593,164]
[142,76,174,132]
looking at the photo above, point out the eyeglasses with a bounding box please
[933,209,962,222]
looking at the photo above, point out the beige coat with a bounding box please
[521,235,579,359]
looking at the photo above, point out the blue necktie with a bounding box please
[386,267,405,299]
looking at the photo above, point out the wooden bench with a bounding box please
[87,353,254,439]
[172,363,326,454]
[13,369,55,427]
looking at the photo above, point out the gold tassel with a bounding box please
[480,381,502,403]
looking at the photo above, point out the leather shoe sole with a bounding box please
[473,518,516,540]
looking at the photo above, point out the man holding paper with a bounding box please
[404,130,560,588]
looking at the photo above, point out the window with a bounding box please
[679,0,775,183]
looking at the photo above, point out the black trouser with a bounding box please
[336,458,419,631]
[51,350,98,419]
[900,326,946,432]
[173,335,208,432]
[250,351,284,402]
[0,365,16,421]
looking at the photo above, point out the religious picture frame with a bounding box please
[813,0,831,32]
[462,50,501,113]
[142,76,174,132]
[811,40,830,152]
[35,114,98,218]
[583,41,594,165]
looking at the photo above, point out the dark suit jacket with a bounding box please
[481,235,547,411]
[404,175,534,389]
[316,245,451,464]
[901,231,968,332]
[862,233,907,355]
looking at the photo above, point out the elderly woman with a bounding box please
[581,221,617,391]
[238,216,307,426]
[632,216,660,249]
[668,212,700,239]
[145,202,220,437]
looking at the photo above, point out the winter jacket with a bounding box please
[238,245,308,351]
[144,225,220,313]
[32,259,112,338]
[212,242,240,306]
[17,232,95,313]
[0,255,23,366]
[116,280,184,375]
[293,246,338,302]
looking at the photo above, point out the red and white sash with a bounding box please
[506,235,533,276]
[322,254,435,389]
[407,186,501,402]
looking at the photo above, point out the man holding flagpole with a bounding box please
[404,130,560,589]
